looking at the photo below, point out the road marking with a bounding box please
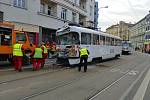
[110,69,139,76]
[89,70,130,100]
[128,70,139,76]
[119,66,148,100]
[133,68,150,100]
[110,68,120,72]
[120,70,129,74]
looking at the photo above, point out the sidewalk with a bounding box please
[0,58,58,72]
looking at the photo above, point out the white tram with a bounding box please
[56,25,122,65]
[122,41,132,54]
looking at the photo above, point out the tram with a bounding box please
[56,25,122,65]
[122,41,132,54]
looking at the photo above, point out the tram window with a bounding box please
[116,39,121,46]
[114,39,117,46]
[100,36,105,45]
[81,32,91,45]
[93,34,99,45]
[58,32,80,45]
[111,38,115,46]
[106,37,111,45]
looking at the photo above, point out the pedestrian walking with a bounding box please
[13,41,24,72]
[41,42,48,68]
[30,46,43,71]
[78,47,89,72]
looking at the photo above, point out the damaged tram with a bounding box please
[56,25,122,65]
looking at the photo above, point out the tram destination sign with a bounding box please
[0,11,3,22]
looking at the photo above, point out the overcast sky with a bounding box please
[95,0,150,31]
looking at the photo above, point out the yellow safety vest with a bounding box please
[80,48,88,57]
[33,48,43,58]
[42,45,48,53]
[13,43,23,56]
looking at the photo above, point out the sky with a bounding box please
[95,0,150,31]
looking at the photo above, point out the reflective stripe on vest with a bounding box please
[43,45,48,53]
[80,48,88,57]
[13,44,23,56]
[33,48,43,58]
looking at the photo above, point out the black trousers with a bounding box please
[79,55,88,72]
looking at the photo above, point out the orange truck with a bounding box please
[0,21,37,64]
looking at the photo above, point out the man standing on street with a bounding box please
[79,47,89,72]
[13,41,24,72]
[30,45,43,71]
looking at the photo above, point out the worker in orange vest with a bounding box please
[13,41,24,72]
[41,42,48,68]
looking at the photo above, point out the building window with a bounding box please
[13,0,26,9]
[48,6,51,15]
[72,12,76,23]
[61,8,67,20]
[90,6,92,16]
[40,3,45,13]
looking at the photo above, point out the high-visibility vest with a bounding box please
[13,43,23,56]
[80,48,88,57]
[42,45,48,53]
[33,48,43,58]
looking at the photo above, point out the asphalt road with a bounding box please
[0,52,149,100]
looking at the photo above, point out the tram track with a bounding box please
[0,54,134,85]
[0,67,67,85]
[18,54,145,100]
[87,58,150,100]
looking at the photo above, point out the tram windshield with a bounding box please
[122,41,132,47]
[58,32,80,45]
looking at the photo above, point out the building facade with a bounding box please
[94,1,98,30]
[106,24,119,37]
[106,21,133,40]
[130,17,147,50]
[145,12,150,42]
[0,0,95,43]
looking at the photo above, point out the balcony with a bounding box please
[39,0,57,18]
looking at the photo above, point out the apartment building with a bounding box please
[145,12,150,42]
[129,18,146,50]
[94,1,98,30]
[0,0,95,43]
[106,21,133,40]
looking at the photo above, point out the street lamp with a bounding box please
[99,6,108,9]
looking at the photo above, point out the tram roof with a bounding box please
[57,26,122,40]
